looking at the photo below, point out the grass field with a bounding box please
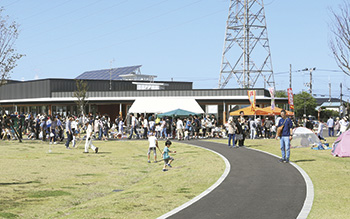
[1,137,349,219]
[213,137,350,219]
[0,139,224,218]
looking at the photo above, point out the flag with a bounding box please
[268,87,275,110]
[287,88,294,109]
[247,90,256,111]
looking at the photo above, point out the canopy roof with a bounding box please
[158,108,199,117]
[261,106,294,116]
[230,106,269,116]
[291,127,320,148]
[128,97,204,114]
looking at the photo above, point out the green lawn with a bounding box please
[0,139,224,218]
[212,137,350,219]
[1,137,349,219]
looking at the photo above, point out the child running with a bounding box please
[147,130,160,163]
[162,140,176,172]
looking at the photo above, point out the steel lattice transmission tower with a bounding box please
[218,0,275,89]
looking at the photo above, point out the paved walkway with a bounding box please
[164,140,307,219]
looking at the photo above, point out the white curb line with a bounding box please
[247,148,314,219]
[157,144,231,219]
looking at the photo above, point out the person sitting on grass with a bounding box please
[162,140,176,172]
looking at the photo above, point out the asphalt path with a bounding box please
[166,140,306,219]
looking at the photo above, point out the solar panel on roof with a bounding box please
[75,65,142,80]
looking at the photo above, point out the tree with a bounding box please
[274,90,288,108]
[320,108,340,121]
[275,90,287,98]
[329,1,350,76]
[0,8,24,86]
[73,79,88,117]
[294,91,317,118]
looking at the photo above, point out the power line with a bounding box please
[3,0,21,7]
[41,0,170,43]
[28,6,225,69]
[34,0,204,58]
[21,0,105,31]
[317,69,343,72]
[18,0,73,21]
[19,0,129,42]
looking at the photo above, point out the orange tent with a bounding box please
[230,106,270,116]
[261,106,294,116]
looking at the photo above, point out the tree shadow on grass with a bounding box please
[0,180,41,186]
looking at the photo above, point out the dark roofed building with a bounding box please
[0,65,288,123]
[315,97,341,106]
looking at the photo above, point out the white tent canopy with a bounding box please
[291,127,321,148]
[128,97,204,114]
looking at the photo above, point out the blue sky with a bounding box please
[2,0,349,100]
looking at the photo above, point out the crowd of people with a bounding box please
[2,110,349,171]
[0,112,111,144]
[0,112,221,142]
[1,111,349,145]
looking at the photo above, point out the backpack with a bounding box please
[166,120,171,129]
[252,121,256,128]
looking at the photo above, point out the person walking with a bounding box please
[238,111,246,146]
[142,115,149,139]
[149,117,155,132]
[84,121,98,153]
[249,118,257,139]
[165,117,172,139]
[193,115,200,139]
[101,116,109,141]
[118,117,124,137]
[65,115,73,149]
[327,117,334,137]
[176,117,184,140]
[128,113,140,139]
[185,118,192,139]
[56,116,64,142]
[334,117,340,136]
[276,110,293,163]
[317,120,326,141]
[71,117,78,147]
[235,117,244,146]
[40,117,47,141]
[227,117,237,148]
[49,116,57,145]
[264,117,273,139]
[338,116,349,136]
[147,130,159,163]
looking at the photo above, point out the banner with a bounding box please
[287,88,294,110]
[247,90,256,111]
[268,87,275,110]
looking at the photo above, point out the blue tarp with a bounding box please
[312,143,331,150]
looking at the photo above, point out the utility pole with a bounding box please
[340,82,343,117]
[289,64,292,89]
[309,67,315,95]
[329,82,331,102]
[301,67,316,95]
[109,59,115,90]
